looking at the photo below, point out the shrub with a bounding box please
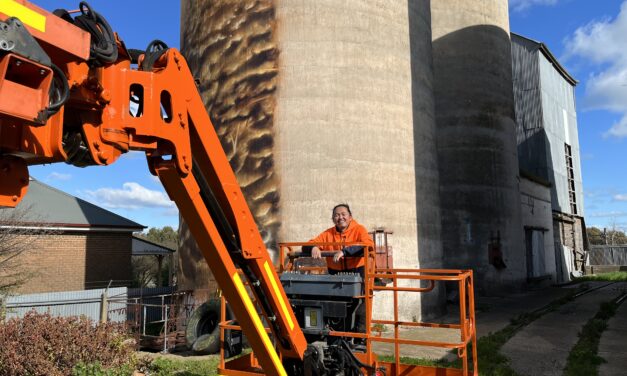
[0,311,135,376]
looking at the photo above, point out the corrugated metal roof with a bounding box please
[511,33,578,86]
[0,179,144,230]
[132,236,176,255]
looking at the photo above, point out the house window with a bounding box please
[564,143,577,215]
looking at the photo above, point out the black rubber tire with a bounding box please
[192,332,220,355]
[185,299,221,353]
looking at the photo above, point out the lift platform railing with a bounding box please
[217,242,478,376]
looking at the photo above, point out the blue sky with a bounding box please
[27,1,627,232]
[509,0,627,231]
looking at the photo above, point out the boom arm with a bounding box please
[0,2,305,375]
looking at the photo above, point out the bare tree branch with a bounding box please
[0,205,58,297]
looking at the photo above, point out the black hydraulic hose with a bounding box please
[192,161,241,254]
[43,63,70,119]
[191,161,291,350]
[340,339,376,373]
[140,40,169,71]
[240,264,291,350]
[74,2,118,64]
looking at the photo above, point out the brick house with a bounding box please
[0,179,144,294]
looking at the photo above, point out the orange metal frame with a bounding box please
[0,2,478,375]
[0,2,306,376]
[217,242,478,376]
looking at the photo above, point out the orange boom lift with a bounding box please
[0,2,477,375]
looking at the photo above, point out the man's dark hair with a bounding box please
[332,203,351,216]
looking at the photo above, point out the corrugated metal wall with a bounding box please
[511,36,547,180]
[539,57,584,216]
[589,246,627,266]
[511,35,584,217]
[4,287,177,324]
[5,287,128,322]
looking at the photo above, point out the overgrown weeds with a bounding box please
[0,311,135,376]
[139,356,220,376]
[563,296,624,376]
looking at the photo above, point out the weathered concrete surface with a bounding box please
[180,1,444,319]
[274,0,443,320]
[431,0,526,294]
[372,285,573,360]
[598,294,627,376]
[502,282,627,376]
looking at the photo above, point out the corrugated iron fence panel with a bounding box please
[5,287,128,323]
[589,246,627,266]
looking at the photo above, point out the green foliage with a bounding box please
[143,357,220,376]
[132,226,178,287]
[564,300,621,376]
[138,226,178,250]
[575,272,627,282]
[0,311,135,376]
[72,362,136,376]
[587,226,627,245]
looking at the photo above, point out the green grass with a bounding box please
[142,357,220,376]
[563,297,624,376]
[379,285,591,376]
[377,355,451,368]
[72,362,136,376]
[575,272,627,282]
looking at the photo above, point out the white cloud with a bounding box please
[120,150,145,160]
[163,207,180,217]
[563,2,627,137]
[46,172,71,181]
[603,114,627,138]
[84,182,174,209]
[614,194,627,201]
[588,210,627,217]
[509,0,558,12]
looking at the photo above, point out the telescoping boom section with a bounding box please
[0,1,305,375]
[0,2,479,375]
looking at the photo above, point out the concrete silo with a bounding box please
[179,1,444,319]
[431,1,526,293]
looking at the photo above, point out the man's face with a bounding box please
[332,207,352,232]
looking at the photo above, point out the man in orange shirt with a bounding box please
[303,203,374,276]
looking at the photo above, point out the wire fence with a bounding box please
[2,286,197,353]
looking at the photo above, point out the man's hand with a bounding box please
[333,250,344,263]
[311,246,322,259]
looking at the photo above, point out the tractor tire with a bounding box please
[192,332,220,355]
[186,299,221,353]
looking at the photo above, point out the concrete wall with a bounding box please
[180,1,443,319]
[519,177,556,280]
[431,0,526,293]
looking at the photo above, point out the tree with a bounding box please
[587,227,604,245]
[0,206,55,297]
[132,226,178,288]
[587,225,627,246]
[140,226,178,249]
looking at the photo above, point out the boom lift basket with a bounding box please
[217,242,478,376]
